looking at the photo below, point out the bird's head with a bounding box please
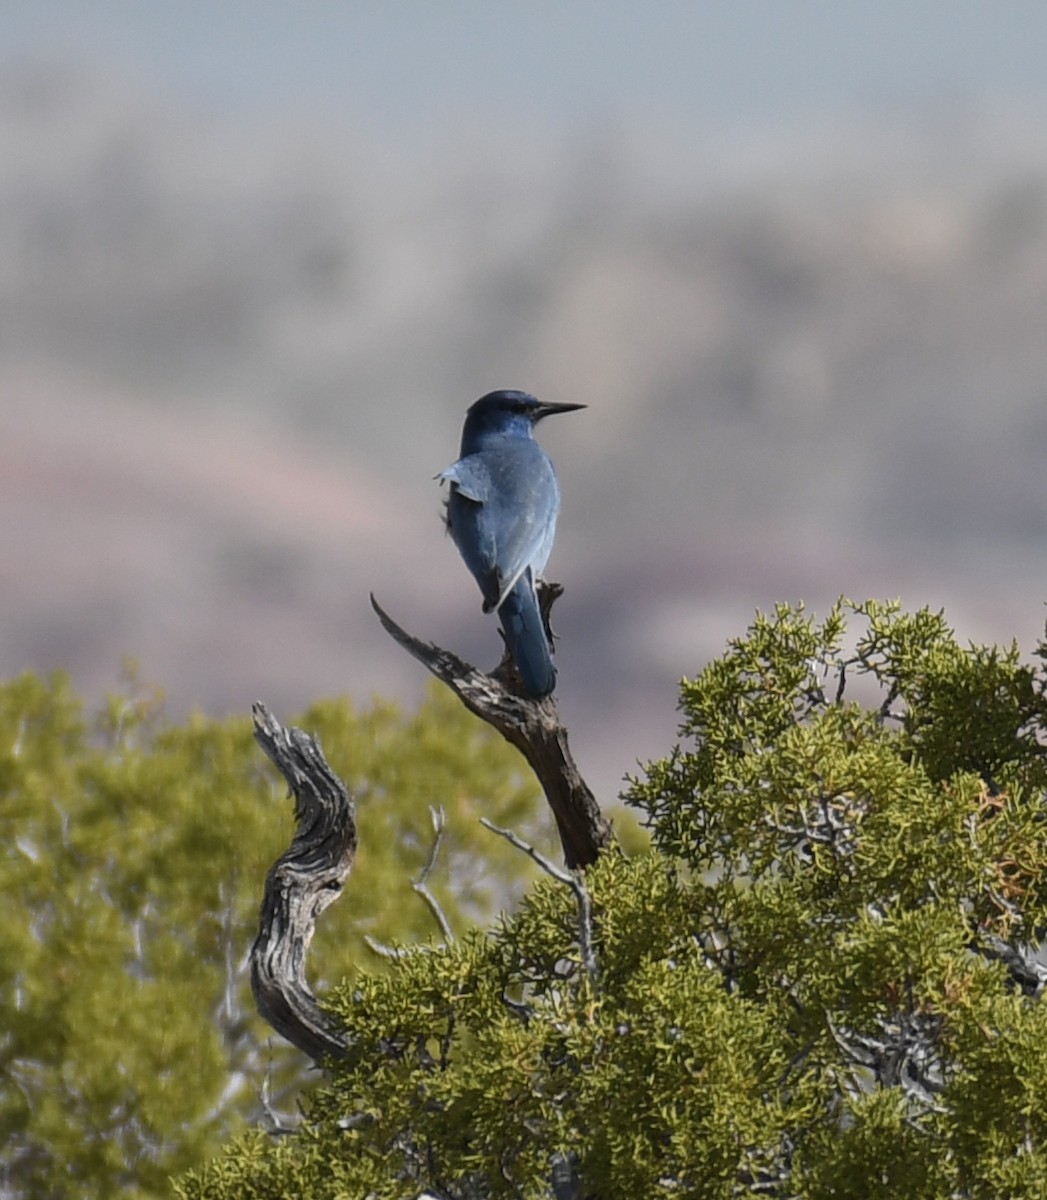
[462,390,586,444]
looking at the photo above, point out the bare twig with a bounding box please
[481,818,598,984]
[414,806,455,943]
[363,935,413,961]
[258,1066,300,1137]
[363,807,455,960]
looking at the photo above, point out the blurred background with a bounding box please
[3,2,1047,800]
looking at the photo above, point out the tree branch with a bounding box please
[249,702,356,1062]
[413,806,455,943]
[481,818,599,984]
[370,590,613,869]
[249,585,611,1063]
[364,806,455,961]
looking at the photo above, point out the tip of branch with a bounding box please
[252,701,281,742]
[370,593,409,644]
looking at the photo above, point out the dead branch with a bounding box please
[370,590,613,869]
[249,702,356,1062]
[248,583,610,1065]
[481,817,599,984]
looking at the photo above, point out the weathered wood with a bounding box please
[248,586,610,1062]
[370,590,613,869]
[249,702,355,1061]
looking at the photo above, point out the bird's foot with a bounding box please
[536,578,564,646]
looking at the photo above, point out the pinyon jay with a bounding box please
[439,389,584,697]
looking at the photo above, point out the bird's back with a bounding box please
[452,436,558,575]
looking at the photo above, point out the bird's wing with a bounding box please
[436,458,488,503]
[478,451,559,612]
[440,457,502,609]
[440,450,557,614]
[486,503,549,612]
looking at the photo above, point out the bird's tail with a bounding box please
[498,574,556,698]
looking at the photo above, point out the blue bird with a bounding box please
[439,390,585,697]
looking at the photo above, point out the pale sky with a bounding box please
[4,1,1047,139]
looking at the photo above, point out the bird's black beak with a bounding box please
[534,401,587,421]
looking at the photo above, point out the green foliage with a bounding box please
[180,600,1047,1198]
[0,674,545,1198]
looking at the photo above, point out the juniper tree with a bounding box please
[179,599,1047,1199]
[0,676,545,1199]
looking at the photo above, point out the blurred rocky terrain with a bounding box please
[3,62,1047,797]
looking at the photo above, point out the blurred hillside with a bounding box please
[3,62,1047,797]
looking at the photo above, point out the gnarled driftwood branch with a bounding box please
[370,588,613,869]
[250,702,356,1061]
